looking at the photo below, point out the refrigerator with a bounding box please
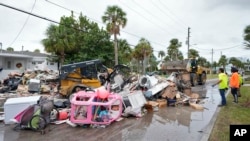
[4,95,41,124]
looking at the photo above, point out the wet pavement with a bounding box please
[0,79,222,141]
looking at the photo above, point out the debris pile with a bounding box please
[0,68,206,131]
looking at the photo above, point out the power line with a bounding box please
[0,1,185,57]
[8,0,37,47]
[0,2,60,24]
[0,2,142,50]
[192,44,242,51]
[44,0,103,25]
[158,0,188,27]
[150,0,187,29]
[118,0,177,37]
[0,3,100,44]
[2,2,244,59]
[131,0,185,34]
[44,0,168,48]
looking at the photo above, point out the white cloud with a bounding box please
[0,0,250,62]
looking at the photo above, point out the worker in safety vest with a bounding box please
[237,72,243,97]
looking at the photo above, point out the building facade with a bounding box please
[0,50,57,80]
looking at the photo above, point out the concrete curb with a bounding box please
[242,84,250,86]
[200,90,230,141]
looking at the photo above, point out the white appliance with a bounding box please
[4,96,41,124]
[28,79,41,93]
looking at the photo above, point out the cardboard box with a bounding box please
[183,88,192,96]
[181,73,190,81]
[161,86,177,99]
[156,99,167,108]
[145,101,159,111]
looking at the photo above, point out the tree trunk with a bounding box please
[137,60,140,73]
[143,49,146,75]
[59,51,65,74]
[114,34,118,65]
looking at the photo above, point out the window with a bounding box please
[32,62,36,65]
[50,62,54,65]
[7,61,11,69]
[37,61,43,64]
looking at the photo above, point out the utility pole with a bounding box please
[211,48,214,63]
[0,42,2,53]
[211,48,214,73]
[187,27,190,58]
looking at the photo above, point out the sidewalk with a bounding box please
[200,90,230,141]
[201,83,250,141]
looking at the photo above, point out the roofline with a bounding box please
[0,53,32,58]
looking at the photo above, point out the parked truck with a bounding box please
[160,58,207,87]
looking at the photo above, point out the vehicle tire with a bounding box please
[30,115,47,130]
[201,72,206,85]
[190,73,197,86]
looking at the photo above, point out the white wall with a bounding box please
[27,59,58,71]
[0,70,14,80]
[0,57,3,67]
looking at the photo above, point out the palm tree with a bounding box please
[212,61,218,73]
[118,39,132,65]
[243,25,250,48]
[158,50,165,62]
[34,49,40,53]
[177,51,184,60]
[167,38,182,61]
[102,5,127,65]
[218,55,227,70]
[42,13,78,69]
[229,57,243,69]
[197,57,208,67]
[132,38,153,74]
[6,47,14,51]
[229,57,239,67]
[164,56,171,61]
[189,49,199,58]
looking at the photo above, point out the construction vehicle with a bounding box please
[161,58,207,87]
[58,59,131,97]
[59,59,109,97]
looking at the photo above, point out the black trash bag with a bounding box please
[54,100,67,108]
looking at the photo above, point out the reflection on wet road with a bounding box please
[0,80,221,141]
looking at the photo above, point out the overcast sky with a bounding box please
[0,0,250,62]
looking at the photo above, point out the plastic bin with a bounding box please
[4,96,41,124]
[70,90,122,125]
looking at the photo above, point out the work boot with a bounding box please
[234,95,238,103]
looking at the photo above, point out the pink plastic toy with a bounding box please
[70,89,122,125]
